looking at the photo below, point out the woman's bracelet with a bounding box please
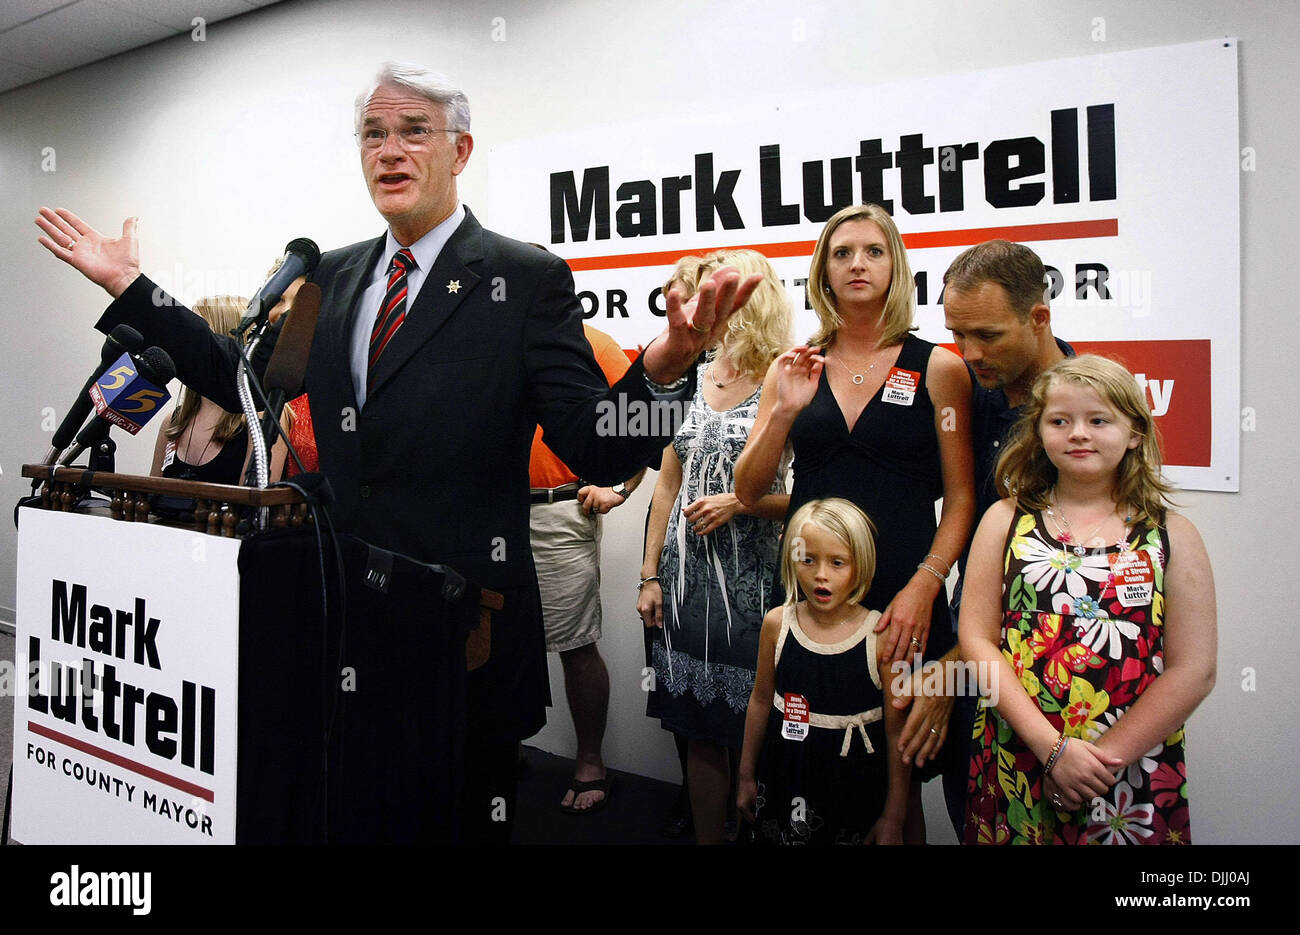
[917,561,947,582]
[1043,733,1068,774]
[924,552,952,576]
[637,575,660,591]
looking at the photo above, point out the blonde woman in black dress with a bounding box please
[734,204,975,843]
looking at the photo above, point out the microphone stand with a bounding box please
[236,300,273,529]
[233,283,319,531]
[87,434,117,473]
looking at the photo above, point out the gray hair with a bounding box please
[354,61,471,133]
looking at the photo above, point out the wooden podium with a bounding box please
[23,463,312,536]
[11,465,488,844]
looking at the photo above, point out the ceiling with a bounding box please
[0,0,286,94]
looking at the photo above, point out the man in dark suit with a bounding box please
[36,61,757,842]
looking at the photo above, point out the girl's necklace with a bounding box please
[182,416,217,468]
[1046,488,1132,556]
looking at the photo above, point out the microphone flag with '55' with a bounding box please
[60,347,176,467]
[87,347,175,435]
[43,323,143,464]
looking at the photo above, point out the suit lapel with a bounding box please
[366,209,484,396]
[310,236,382,468]
[331,236,387,358]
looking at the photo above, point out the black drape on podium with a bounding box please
[235,528,476,844]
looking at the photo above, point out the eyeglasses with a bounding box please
[355,125,458,150]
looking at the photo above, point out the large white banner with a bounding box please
[12,510,241,844]
[490,39,1241,491]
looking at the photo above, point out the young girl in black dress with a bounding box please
[738,497,909,844]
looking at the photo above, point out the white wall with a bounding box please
[1,0,1295,842]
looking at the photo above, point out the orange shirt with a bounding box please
[528,325,632,488]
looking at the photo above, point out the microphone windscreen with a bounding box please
[109,324,144,353]
[263,282,320,395]
[285,238,321,277]
[136,346,176,385]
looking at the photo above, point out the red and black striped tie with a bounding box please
[368,248,416,386]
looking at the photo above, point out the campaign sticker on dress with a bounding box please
[782,692,810,741]
[161,439,176,472]
[1109,550,1155,607]
[881,367,920,406]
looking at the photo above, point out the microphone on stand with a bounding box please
[43,325,144,464]
[234,238,320,337]
[59,346,176,467]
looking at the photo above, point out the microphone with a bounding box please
[264,283,320,398]
[59,347,176,466]
[43,325,144,464]
[235,238,321,336]
[255,282,321,479]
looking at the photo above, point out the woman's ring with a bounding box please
[910,637,922,648]
[689,321,708,333]
[929,727,940,736]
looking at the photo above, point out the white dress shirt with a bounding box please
[349,202,467,408]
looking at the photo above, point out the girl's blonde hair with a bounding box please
[696,249,793,381]
[780,498,877,607]
[806,203,914,350]
[996,354,1175,525]
[165,295,248,443]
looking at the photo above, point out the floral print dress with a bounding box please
[965,509,1191,845]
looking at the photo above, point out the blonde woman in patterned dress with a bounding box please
[638,249,793,844]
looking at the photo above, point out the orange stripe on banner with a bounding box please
[29,720,215,803]
[564,219,1118,272]
[902,218,1118,249]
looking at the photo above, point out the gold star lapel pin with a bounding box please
[447,279,462,294]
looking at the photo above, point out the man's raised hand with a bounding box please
[642,265,763,385]
[36,207,141,299]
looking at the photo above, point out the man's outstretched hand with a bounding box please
[36,207,141,299]
[641,265,762,385]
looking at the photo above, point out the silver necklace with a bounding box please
[830,349,885,386]
[1046,489,1132,556]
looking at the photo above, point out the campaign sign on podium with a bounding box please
[12,509,240,843]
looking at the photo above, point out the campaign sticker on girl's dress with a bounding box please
[881,367,920,406]
[161,440,176,472]
[1109,550,1155,607]
[782,693,810,741]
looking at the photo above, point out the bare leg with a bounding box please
[687,739,730,845]
[662,732,691,836]
[725,746,740,841]
[903,778,927,844]
[558,641,610,810]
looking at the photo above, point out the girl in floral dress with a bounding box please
[960,356,1217,845]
